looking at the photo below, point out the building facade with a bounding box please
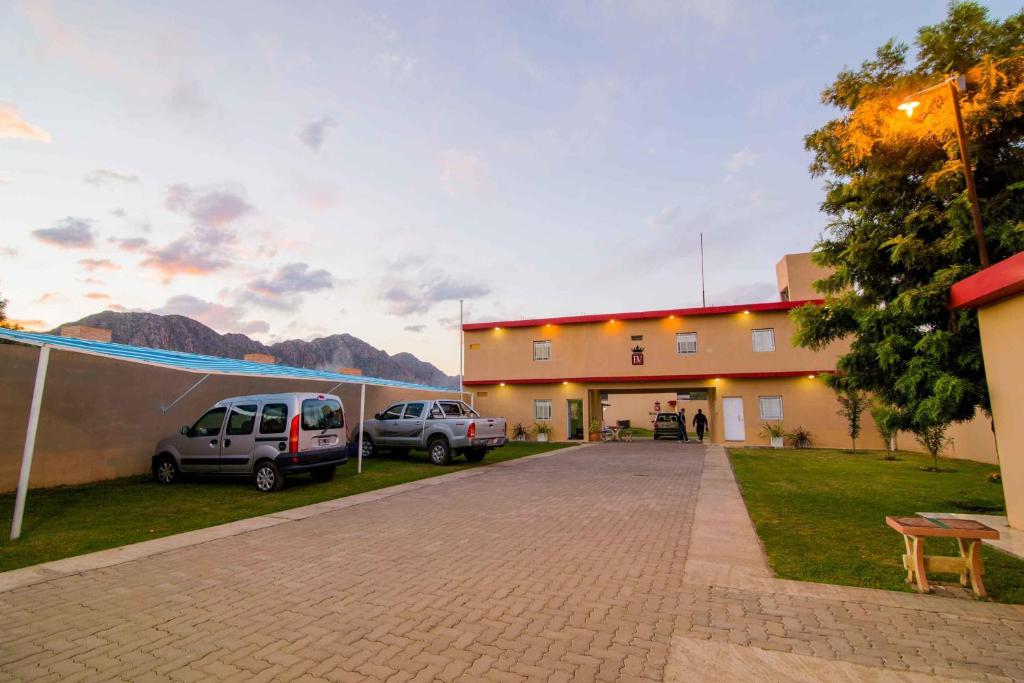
[464,253,999,459]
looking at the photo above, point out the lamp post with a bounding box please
[898,74,990,268]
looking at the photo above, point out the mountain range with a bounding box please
[51,311,459,388]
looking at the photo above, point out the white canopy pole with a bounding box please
[357,383,366,474]
[11,345,51,541]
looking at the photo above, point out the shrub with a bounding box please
[786,426,814,449]
[914,423,951,472]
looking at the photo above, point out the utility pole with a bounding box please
[948,76,990,269]
[700,232,706,307]
[459,299,464,397]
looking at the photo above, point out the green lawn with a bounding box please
[729,447,1024,604]
[0,442,568,573]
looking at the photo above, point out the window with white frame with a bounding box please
[752,328,776,352]
[759,396,783,420]
[534,399,553,420]
[676,332,697,355]
[533,340,552,361]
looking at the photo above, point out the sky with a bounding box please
[2,1,1020,375]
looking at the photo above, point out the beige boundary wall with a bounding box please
[0,344,465,493]
[471,377,997,462]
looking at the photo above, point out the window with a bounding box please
[630,335,644,341]
[439,401,466,417]
[380,405,404,420]
[759,396,783,420]
[259,404,288,434]
[534,399,552,420]
[676,332,697,355]
[190,407,226,437]
[226,404,258,435]
[477,391,489,398]
[752,328,776,352]
[469,343,480,350]
[301,398,344,430]
[428,404,444,419]
[533,340,551,361]
[403,402,425,419]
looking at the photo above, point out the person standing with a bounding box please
[693,409,709,443]
[677,407,689,442]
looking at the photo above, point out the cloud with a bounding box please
[152,294,270,335]
[0,176,15,184]
[404,324,426,333]
[167,79,212,115]
[242,262,336,310]
[0,247,17,257]
[84,292,110,300]
[724,149,758,174]
[79,258,120,271]
[439,148,490,196]
[84,168,138,186]
[109,236,149,252]
[36,292,62,303]
[712,281,778,305]
[166,183,253,227]
[382,277,490,317]
[32,217,95,248]
[140,229,233,281]
[297,117,336,153]
[0,102,52,142]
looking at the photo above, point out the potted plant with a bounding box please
[785,426,814,449]
[759,421,785,448]
[511,423,527,442]
[533,421,552,443]
[589,418,602,442]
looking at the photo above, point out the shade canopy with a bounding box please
[0,328,457,393]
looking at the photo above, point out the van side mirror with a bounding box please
[180,426,189,435]
[374,413,381,420]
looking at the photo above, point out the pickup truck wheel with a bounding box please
[254,460,285,493]
[465,448,486,463]
[361,435,375,458]
[310,466,335,482]
[428,437,452,465]
[153,455,178,484]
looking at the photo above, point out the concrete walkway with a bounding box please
[2,442,1023,681]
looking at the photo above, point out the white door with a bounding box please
[723,397,745,441]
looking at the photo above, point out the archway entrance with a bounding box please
[589,387,715,442]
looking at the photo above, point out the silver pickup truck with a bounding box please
[360,399,506,465]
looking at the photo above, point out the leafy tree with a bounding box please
[0,290,20,330]
[915,423,951,471]
[831,378,868,451]
[794,2,1024,437]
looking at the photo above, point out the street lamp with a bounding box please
[898,74,990,268]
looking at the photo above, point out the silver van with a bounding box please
[152,392,348,492]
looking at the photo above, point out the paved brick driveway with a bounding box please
[2,442,1024,682]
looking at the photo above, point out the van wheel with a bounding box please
[311,466,335,482]
[428,437,452,465]
[254,461,285,492]
[361,435,375,458]
[465,448,486,463]
[153,455,178,484]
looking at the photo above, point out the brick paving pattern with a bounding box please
[2,442,1023,681]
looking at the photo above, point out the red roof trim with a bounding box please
[462,299,822,331]
[464,370,833,386]
[949,252,1024,309]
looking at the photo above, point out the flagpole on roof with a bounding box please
[459,299,464,399]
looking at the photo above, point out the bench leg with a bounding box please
[959,538,987,598]
[911,536,930,593]
[903,535,915,585]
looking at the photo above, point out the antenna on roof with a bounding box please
[700,232,706,308]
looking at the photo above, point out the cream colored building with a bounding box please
[465,253,998,461]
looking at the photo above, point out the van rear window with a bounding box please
[260,404,289,434]
[302,399,344,430]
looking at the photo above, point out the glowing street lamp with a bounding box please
[898,74,989,268]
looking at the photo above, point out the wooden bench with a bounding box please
[886,515,1000,597]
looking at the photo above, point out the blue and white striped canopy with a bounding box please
[0,328,458,393]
